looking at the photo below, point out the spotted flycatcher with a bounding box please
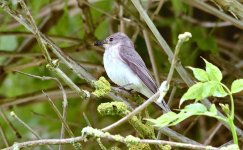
[94,32,170,111]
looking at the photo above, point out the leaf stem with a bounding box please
[220,83,238,145]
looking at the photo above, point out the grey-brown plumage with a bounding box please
[119,45,157,93]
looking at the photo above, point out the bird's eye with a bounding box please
[109,38,113,42]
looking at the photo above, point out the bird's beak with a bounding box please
[94,40,107,46]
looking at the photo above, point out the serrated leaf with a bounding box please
[188,67,209,82]
[180,82,204,105]
[231,79,243,94]
[203,58,222,82]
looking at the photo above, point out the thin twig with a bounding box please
[18,0,52,63]
[0,89,76,108]
[0,124,9,147]
[42,91,82,150]
[204,123,222,145]
[167,86,176,107]
[102,91,160,131]
[151,0,165,19]
[181,0,243,30]
[0,51,42,58]
[2,131,218,150]
[102,80,172,132]
[143,30,160,85]
[4,59,45,73]
[119,5,125,33]
[0,31,81,43]
[82,113,107,150]
[10,111,53,150]
[0,109,21,139]
[18,0,89,99]
[15,71,69,150]
[42,91,74,138]
[82,112,92,127]
[31,111,80,127]
[49,65,90,99]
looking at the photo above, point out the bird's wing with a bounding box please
[119,45,157,93]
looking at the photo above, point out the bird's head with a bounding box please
[94,32,133,49]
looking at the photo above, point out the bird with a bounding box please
[94,32,170,111]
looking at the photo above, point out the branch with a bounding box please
[211,0,243,20]
[2,127,218,150]
[10,111,53,150]
[102,81,167,132]
[181,0,243,30]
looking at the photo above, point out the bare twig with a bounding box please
[181,0,243,29]
[102,91,160,131]
[18,0,52,63]
[10,111,53,150]
[0,109,21,139]
[14,71,69,150]
[4,59,45,73]
[181,15,232,28]
[0,31,81,43]
[0,89,76,108]
[102,79,171,132]
[143,30,160,85]
[204,123,222,145]
[2,128,218,150]
[42,91,74,138]
[167,86,176,107]
[42,91,82,150]
[151,0,165,19]
[82,113,107,150]
[87,127,218,150]
[0,124,9,147]
[211,0,243,20]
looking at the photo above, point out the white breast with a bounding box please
[103,44,154,98]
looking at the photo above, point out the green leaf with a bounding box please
[180,82,204,105]
[148,103,223,128]
[184,103,207,113]
[180,81,227,106]
[209,104,217,115]
[147,112,178,127]
[188,67,209,82]
[212,83,228,97]
[203,58,222,82]
[231,79,243,94]
[148,103,208,127]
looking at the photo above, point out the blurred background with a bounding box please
[0,0,242,149]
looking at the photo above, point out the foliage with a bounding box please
[0,0,242,149]
[148,58,243,147]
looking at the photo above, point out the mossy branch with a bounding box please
[97,102,170,149]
